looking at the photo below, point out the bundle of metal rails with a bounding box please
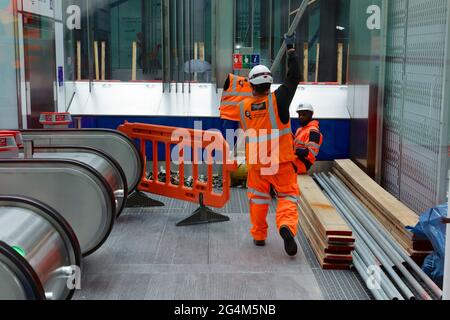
[314,172,443,300]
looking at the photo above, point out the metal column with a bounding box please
[444,170,450,300]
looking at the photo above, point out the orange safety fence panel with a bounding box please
[118,122,237,209]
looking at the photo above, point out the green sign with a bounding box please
[242,55,251,69]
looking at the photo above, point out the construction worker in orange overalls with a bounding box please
[220,33,300,256]
[294,103,323,175]
[220,74,253,121]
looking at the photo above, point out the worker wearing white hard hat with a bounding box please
[296,103,314,114]
[219,32,301,257]
[294,103,323,175]
[248,65,274,87]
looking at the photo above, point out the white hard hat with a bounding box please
[296,103,314,113]
[249,65,273,85]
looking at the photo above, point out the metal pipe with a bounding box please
[316,175,397,269]
[314,174,416,300]
[23,139,34,159]
[65,91,76,113]
[354,232,404,300]
[314,174,413,299]
[270,0,308,73]
[332,174,443,298]
[329,174,443,298]
[353,251,388,300]
[357,247,404,300]
[321,173,432,300]
[327,175,404,263]
[355,222,404,300]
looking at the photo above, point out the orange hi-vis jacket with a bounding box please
[220,74,253,121]
[294,120,323,174]
[236,93,295,172]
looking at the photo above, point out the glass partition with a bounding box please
[60,0,352,86]
[0,0,19,129]
[233,0,350,84]
[63,0,163,83]
[167,0,214,86]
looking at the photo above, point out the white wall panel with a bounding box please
[67,82,350,119]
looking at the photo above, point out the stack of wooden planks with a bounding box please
[333,160,433,263]
[298,175,355,270]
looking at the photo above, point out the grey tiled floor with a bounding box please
[74,188,370,300]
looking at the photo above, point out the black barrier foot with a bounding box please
[125,191,165,208]
[176,194,230,227]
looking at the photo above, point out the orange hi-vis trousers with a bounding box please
[247,162,300,241]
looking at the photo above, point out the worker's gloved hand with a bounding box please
[284,32,296,50]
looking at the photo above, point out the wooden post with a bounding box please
[101,42,106,81]
[303,43,309,82]
[94,41,99,81]
[337,43,344,85]
[315,43,320,83]
[132,41,137,81]
[199,42,205,61]
[346,44,350,84]
[194,42,199,81]
[76,41,81,81]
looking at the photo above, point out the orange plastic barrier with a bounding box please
[118,122,237,209]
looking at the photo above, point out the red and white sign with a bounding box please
[0,131,23,147]
[55,114,66,122]
[39,112,72,127]
[22,0,55,18]
[233,54,243,70]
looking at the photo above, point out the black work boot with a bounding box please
[253,240,266,247]
[280,226,298,257]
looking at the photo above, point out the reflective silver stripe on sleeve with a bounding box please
[267,94,278,130]
[279,127,293,137]
[232,75,237,92]
[295,139,306,146]
[308,148,319,157]
[306,142,321,149]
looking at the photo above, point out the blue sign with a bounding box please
[58,66,64,87]
[252,54,260,65]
